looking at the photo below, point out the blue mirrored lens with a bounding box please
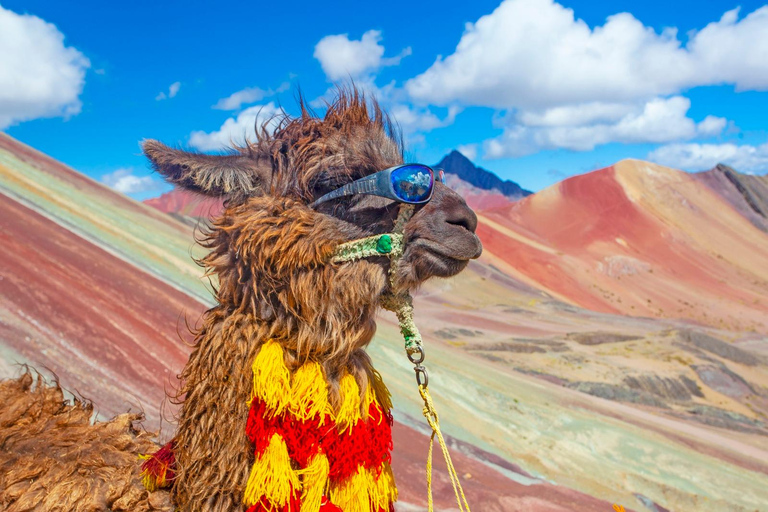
[391,165,434,203]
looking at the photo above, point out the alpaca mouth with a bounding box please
[420,247,471,278]
[413,235,483,262]
[405,235,482,281]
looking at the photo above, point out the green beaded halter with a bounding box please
[331,204,424,358]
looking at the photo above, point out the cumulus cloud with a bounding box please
[389,103,460,136]
[311,29,457,145]
[485,96,727,157]
[0,5,89,129]
[687,7,768,91]
[101,168,161,195]
[156,81,181,101]
[314,30,411,81]
[457,144,478,161]
[648,142,768,173]
[406,0,768,108]
[401,0,768,156]
[188,103,282,151]
[213,82,290,110]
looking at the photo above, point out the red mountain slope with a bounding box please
[479,159,768,332]
[0,194,205,425]
[144,188,223,218]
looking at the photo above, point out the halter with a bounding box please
[332,204,423,359]
[331,204,471,512]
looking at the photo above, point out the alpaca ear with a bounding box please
[142,140,271,198]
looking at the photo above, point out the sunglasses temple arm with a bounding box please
[310,173,385,208]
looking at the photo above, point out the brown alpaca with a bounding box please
[0,89,481,512]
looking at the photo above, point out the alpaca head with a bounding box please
[143,88,481,371]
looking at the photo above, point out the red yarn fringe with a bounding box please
[247,397,393,483]
[244,495,348,512]
[140,440,176,490]
[324,402,393,481]
[245,372,394,510]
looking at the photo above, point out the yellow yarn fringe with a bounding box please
[138,454,164,492]
[252,340,394,427]
[298,452,330,512]
[371,462,398,511]
[290,361,331,422]
[247,340,399,511]
[252,340,291,415]
[329,464,396,512]
[329,466,370,512]
[244,433,300,507]
[335,374,362,432]
[369,369,392,413]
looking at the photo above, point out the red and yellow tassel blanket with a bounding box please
[141,339,397,512]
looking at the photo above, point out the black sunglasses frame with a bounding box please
[310,164,444,208]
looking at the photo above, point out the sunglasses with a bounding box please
[310,164,445,208]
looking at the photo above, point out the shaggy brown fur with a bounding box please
[0,372,172,511]
[2,88,482,512]
[170,196,388,509]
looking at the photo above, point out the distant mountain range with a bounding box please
[694,163,768,233]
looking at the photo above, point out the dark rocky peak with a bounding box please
[435,150,532,200]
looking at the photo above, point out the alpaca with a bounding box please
[0,89,482,512]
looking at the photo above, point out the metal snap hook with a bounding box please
[414,365,429,388]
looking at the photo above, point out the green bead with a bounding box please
[376,234,392,254]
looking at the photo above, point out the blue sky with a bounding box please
[1,0,767,199]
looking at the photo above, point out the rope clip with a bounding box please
[414,365,429,387]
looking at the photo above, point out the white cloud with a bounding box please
[457,144,478,161]
[156,81,181,101]
[406,0,768,109]
[314,30,411,81]
[648,142,768,173]
[188,103,283,151]
[401,0,768,157]
[517,102,635,127]
[213,82,290,110]
[0,5,89,129]
[310,75,455,145]
[389,103,460,135]
[310,30,451,143]
[485,96,726,157]
[687,7,768,91]
[101,168,161,194]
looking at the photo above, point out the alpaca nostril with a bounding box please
[445,207,478,233]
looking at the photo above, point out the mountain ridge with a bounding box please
[435,150,532,199]
[694,163,768,233]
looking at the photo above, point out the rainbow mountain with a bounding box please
[1,132,767,511]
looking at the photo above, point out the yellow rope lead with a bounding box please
[418,385,471,512]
